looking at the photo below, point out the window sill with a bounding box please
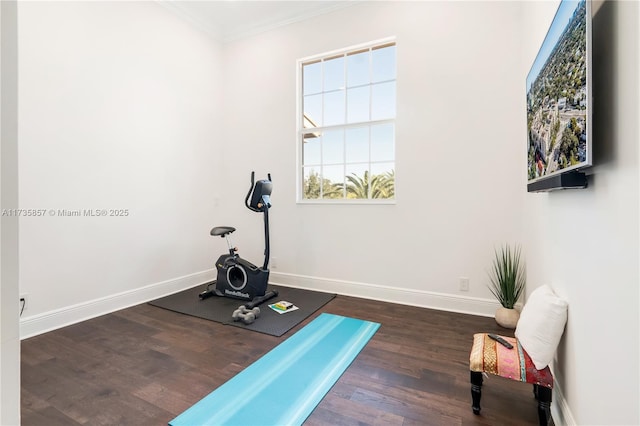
[296,199,396,205]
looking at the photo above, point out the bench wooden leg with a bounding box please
[536,385,552,426]
[470,371,483,415]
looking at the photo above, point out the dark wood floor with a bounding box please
[21,293,544,425]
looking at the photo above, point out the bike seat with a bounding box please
[210,226,236,237]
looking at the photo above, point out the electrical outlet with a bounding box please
[271,257,277,269]
[19,293,28,315]
[459,277,469,292]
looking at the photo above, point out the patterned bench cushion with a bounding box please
[469,333,554,388]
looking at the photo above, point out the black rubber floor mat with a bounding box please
[148,284,336,337]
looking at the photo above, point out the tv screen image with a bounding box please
[526,0,591,185]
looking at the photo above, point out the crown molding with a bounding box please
[156,1,358,44]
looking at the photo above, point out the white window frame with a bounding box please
[296,37,397,204]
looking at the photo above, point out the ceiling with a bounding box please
[159,1,355,43]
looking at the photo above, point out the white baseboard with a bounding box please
[551,378,576,426]
[19,269,508,337]
[269,271,503,317]
[19,269,215,340]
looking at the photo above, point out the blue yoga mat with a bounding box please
[170,313,380,426]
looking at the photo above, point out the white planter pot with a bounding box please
[495,307,520,329]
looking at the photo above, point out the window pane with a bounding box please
[371,162,394,175]
[371,82,396,120]
[345,127,369,163]
[299,42,395,203]
[323,56,345,92]
[371,123,394,162]
[347,51,370,88]
[347,86,370,123]
[304,94,322,127]
[303,133,321,166]
[302,167,321,199]
[345,164,370,199]
[322,130,343,165]
[372,45,396,83]
[303,61,322,95]
[322,165,344,199]
[371,162,395,199]
[323,90,345,126]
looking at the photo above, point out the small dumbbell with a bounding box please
[232,305,261,325]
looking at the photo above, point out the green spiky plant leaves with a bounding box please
[488,245,526,309]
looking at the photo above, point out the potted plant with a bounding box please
[488,244,526,329]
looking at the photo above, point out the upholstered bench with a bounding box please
[469,285,568,426]
[470,333,554,425]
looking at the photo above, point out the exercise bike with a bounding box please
[198,172,277,304]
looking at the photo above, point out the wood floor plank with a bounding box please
[21,293,546,425]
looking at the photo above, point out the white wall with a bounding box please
[18,1,224,335]
[220,1,526,313]
[522,1,639,424]
[1,1,20,423]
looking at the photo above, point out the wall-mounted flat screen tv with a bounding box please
[527,0,592,188]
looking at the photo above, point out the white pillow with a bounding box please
[515,285,568,370]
